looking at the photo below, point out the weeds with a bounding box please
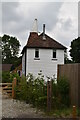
[15,74,70,111]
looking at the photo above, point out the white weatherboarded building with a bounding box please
[22,20,66,79]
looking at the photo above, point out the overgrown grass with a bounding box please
[15,73,47,109]
[2,71,80,117]
[15,74,71,111]
[44,107,80,118]
[2,71,20,83]
[13,73,80,117]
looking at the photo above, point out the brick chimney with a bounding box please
[29,32,38,39]
[29,19,38,39]
[43,24,46,40]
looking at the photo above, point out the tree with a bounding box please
[64,50,73,64]
[69,37,80,63]
[1,34,21,66]
[64,57,73,64]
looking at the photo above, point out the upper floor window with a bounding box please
[53,49,56,58]
[35,49,39,58]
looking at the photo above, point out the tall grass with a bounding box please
[15,74,70,110]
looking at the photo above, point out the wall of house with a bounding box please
[26,48,64,80]
[22,52,25,75]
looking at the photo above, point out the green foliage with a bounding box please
[45,107,80,117]
[10,56,22,69]
[77,108,80,116]
[64,50,74,64]
[16,73,47,109]
[69,37,80,63]
[64,57,74,64]
[58,76,69,94]
[1,34,21,67]
[2,71,20,83]
[2,71,11,83]
[15,74,70,111]
[57,76,70,107]
[9,72,21,83]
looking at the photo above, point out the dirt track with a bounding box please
[2,89,45,118]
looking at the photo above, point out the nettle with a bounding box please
[15,73,70,110]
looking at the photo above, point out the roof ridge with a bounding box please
[21,32,67,54]
[39,33,67,49]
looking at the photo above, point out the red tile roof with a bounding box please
[22,32,67,54]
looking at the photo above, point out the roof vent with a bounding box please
[43,24,46,40]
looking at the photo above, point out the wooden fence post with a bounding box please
[47,80,52,112]
[12,77,17,99]
[72,105,77,118]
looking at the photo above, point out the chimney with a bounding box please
[29,19,38,39]
[43,24,46,40]
[30,32,38,38]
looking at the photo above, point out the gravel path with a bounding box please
[2,88,45,118]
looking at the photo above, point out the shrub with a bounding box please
[2,71,11,83]
[9,72,21,84]
[15,73,47,109]
[15,74,70,111]
[2,71,20,83]
[57,76,70,107]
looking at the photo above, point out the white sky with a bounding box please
[0,0,79,58]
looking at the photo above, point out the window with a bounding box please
[53,50,56,58]
[35,49,39,58]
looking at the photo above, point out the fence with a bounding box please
[12,77,17,99]
[2,83,12,97]
[57,63,80,107]
[12,77,52,112]
[2,78,17,99]
[11,77,78,118]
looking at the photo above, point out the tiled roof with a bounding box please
[22,32,67,54]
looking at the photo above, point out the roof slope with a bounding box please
[27,33,66,49]
[22,32,67,54]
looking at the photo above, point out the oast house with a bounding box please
[22,19,66,79]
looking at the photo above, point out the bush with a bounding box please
[15,74,70,110]
[2,71,11,83]
[57,76,70,107]
[15,73,47,109]
[9,72,21,84]
[2,71,20,83]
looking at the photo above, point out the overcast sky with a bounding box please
[0,1,79,58]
